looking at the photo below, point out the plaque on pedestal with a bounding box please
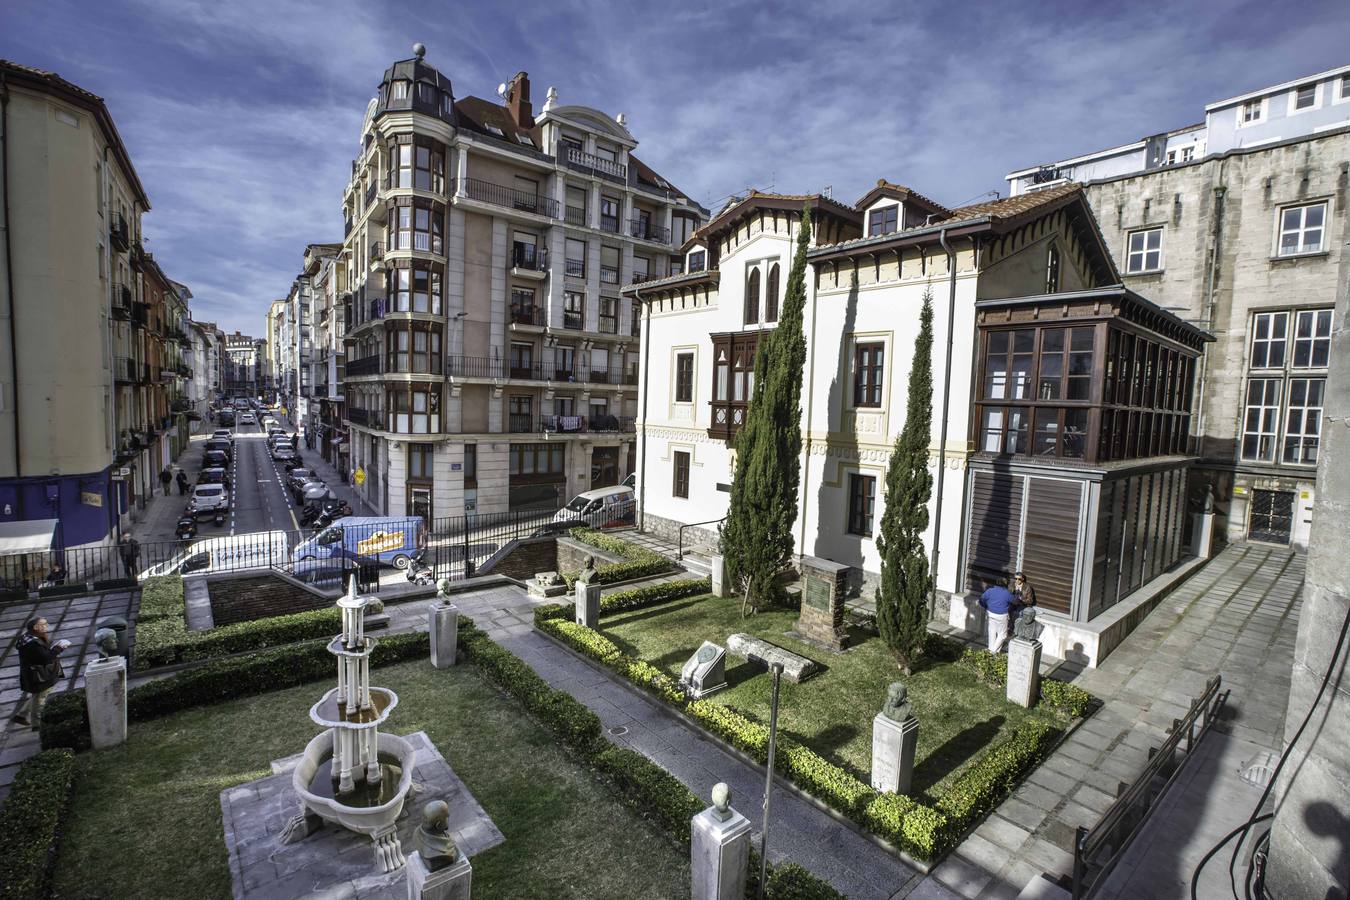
[1007,638,1042,708]
[576,582,601,628]
[871,713,918,794]
[681,641,727,698]
[793,556,849,651]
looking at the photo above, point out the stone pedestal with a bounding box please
[429,602,459,668]
[1007,638,1042,708]
[406,850,472,900]
[84,656,127,749]
[1192,511,1215,560]
[680,641,727,698]
[870,713,918,794]
[690,803,751,900]
[575,581,601,628]
[709,554,729,598]
[794,556,849,650]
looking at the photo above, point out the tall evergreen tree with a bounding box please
[720,205,813,609]
[876,290,935,673]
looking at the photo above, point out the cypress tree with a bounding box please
[720,205,813,609]
[876,290,935,673]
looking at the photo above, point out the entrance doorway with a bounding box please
[1249,489,1294,544]
[591,447,619,489]
[408,485,432,523]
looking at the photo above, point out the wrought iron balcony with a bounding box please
[510,305,545,326]
[563,146,627,181]
[600,265,620,285]
[629,218,671,243]
[564,258,585,279]
[114,356,135,384]
[565,205,586,227]
[370,241,384,261]
[511,245,548,271]
[600,214,619,234]
[345,355,382,377]
[109,214,130,251]
[347,407,383,429]
[454,178,560,218]
[111,283,133,319]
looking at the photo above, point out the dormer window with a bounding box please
[392,81,409,100]
[1294,83,1317,111]
[868,205,898,237]
[484,123,504,137]
[515,133,535,147]
[688,250,706,273]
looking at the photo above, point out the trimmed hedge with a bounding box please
[538,612,1074,861]
[534,578,711,627]
[41,629,438,752]
[561,530,673,587]
[132,574,352,670]
[956,647,1094,718]
[0,749,77,900]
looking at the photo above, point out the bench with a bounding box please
[726,633,818,683]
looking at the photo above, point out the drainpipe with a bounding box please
[1,71,21,479]
[1195,176,1226,456]
[636,286,650,531]
[930,228,959,617]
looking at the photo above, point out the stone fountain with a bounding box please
[280,578,417,872]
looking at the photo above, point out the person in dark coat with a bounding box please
[159,466,173,496]
[1012,572,1037,615]
[119,534,140,580]
[176,469,189,495]
[13,617,67,728]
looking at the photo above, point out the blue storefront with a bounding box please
[0,466,124,551]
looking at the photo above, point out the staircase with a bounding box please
[679,545,716,579]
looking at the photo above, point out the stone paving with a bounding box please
[0,589,137,803]
[922,542,1303,900]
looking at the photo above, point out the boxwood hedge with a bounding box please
[561,530,674,587]
[0,749,77,900]
[956,647,1094,718]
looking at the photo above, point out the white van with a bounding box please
[553,485,636,528]
[141,531,290,578]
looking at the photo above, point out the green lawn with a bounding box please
[52,660,688,900]
[601,595,1065,802]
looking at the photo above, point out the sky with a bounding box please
[3,0,1349,335]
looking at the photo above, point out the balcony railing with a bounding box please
[455,178,560,218]
[345,355,382,377]
[598,316,618,334]
[564,259,585,278]
[347,407,383,429]
[599,214,619,234]
[364,181,378,208]
[508,413,535,433]
[565,205,586,227]
[564,146,627,181]
[131,302,149,330]
[509,414,636,435]
[511,245,547,271]
[111,284,132,319]
[109,214,130,251]
[113,356,135,384]
[600,265,620,285]
[563,311,584,330]
[370,241,384,261]
[510,305,545,326]
[447,355,504,379]
[629,218,671,243]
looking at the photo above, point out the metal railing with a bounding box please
[600,214,619,233]
[370,241,384,261]
[510,305,545,326]
[565,205,586,227]
[511,245,548,271]
[456,177,560,218]
[1071,675,1228,898]
[347,407,383,429]
[109,214,130,250]
[345,355,382,377]
[600,265,620,285]
[677,516,726,560]
[113,356,136,383]
[630,218,671,243]
[564,258,585,278]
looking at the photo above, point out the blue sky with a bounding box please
[3,0,1349,335]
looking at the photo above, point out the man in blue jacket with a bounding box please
[979,580,1016,653]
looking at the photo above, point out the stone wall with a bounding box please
[478,537,557,581]
[207,573,329,626]
[556,536,627,574]
[640,511,719,551]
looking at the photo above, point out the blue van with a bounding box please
[292,516,426,569]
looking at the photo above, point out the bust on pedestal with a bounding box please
[1007,610,1043,708]
[690,782,751,900]
[429,579,458,669]
[85,631,127,749]
[871,682,918,794]
[406,800,472,900]
[575,555,601,628]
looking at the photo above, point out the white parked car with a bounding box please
[238,412,256,425]
[190,483,229,514]
[553,485,636,528]
[273,444,296,462]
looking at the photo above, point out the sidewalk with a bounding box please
[127,425,211,544]
[922,543,1303,900]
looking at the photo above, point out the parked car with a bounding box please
[211,429,234,444]
[553,485,636,528]
[189,483,229,515]
[142,531,289,578]
[272,443,296,462]
[203,439,232,462]
[286,467,317,494]
[292,515,426,569]
[267,428,287,444]
[203,449,230,469]
[238,412,256,425]
[198,466,231,490]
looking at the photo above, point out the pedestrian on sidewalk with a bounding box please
[159,466,172,496]
[979,579,1016,653]
[119,534,140,580]
[12,617,69,729]
[176,470,189,495]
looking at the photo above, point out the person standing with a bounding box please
[176,469,189,495]
[13,617,69,729]
[1012,572,1037,615]
[159,466,172,496]
[978,579,1016,653]
[119,534,140,580]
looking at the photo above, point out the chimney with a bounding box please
[506,71,532,128]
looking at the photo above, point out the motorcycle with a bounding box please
[212,509,227,527]
[312,502,353,530]
[176,514,198,542]
[405,558,435,586]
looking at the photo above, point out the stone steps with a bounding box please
[679,546,715,578]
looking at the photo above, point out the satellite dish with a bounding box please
[497,82,509,98]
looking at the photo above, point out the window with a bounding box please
[392,80,409,100]
[671,215,696,247]
[409,444,434,480]
[513,176,539,213]
[1046,245,1061,292]
[1241,379,1283,461]
[509,342,534,378]
[515,133,535,148]
[980,406,1029,453]
[1181,146,1195,163]
[511,287,536,323]
[553,343,576,379]
[983,330,1035,400]
[1250,312,1288,368]
[1241,99,1263,124]
[868,205,898,237]
[1294,83,1317,111]
[672,451,690,498]
[1278,202,1327,256]
[600,196,620,233]
[599,297,618,333]
[1126,228,1163,273]
[392,144,413,188]
[565,238,586,277]
[688,250,706,272]
[675,352,694,402]
[631,300,642,337]
[765,264,780,322]
[1283,378,1325,465]
[852,342,884,408]
[509,443,565,476]
[484,123,504,137]
[414,142,445,192]
[600,245,620,285]
[1342,75,1350,101]
[745,269,760,324]
[1293,309,1332,368]
[563,291,584,330]
[632,254,650,283]
[847,474,876,536]
[565,185,587,226]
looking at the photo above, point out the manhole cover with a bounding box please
[608,726,629,737]
[1239,751,1279,788]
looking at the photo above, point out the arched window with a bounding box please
[765,264,780,321]
[745,269,760,324]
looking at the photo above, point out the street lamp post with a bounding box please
[759,661,784,898]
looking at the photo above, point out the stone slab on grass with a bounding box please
[222,731,502,900]
[726,632,818,683]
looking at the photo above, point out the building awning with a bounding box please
[0,519,59,555]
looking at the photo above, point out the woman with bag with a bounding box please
[13,617,69,729]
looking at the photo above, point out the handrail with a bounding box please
[1071,675,1228,898]
[677,516,726,560]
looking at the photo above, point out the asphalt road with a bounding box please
[227,417,302,537]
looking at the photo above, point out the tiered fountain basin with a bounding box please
[289,729,416,836]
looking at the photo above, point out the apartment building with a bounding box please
[632,184,1210,665]
[224,331,265,397]
[0,59,156,548]
[305,244,348,468]
[263,297,286,399]
[340,46,705,518]
[1006,63,1350,549]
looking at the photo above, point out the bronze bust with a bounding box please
[1013,608,1041,642]
[414,800,459,871]
[882,682,913,723]
[576,554,598,585]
